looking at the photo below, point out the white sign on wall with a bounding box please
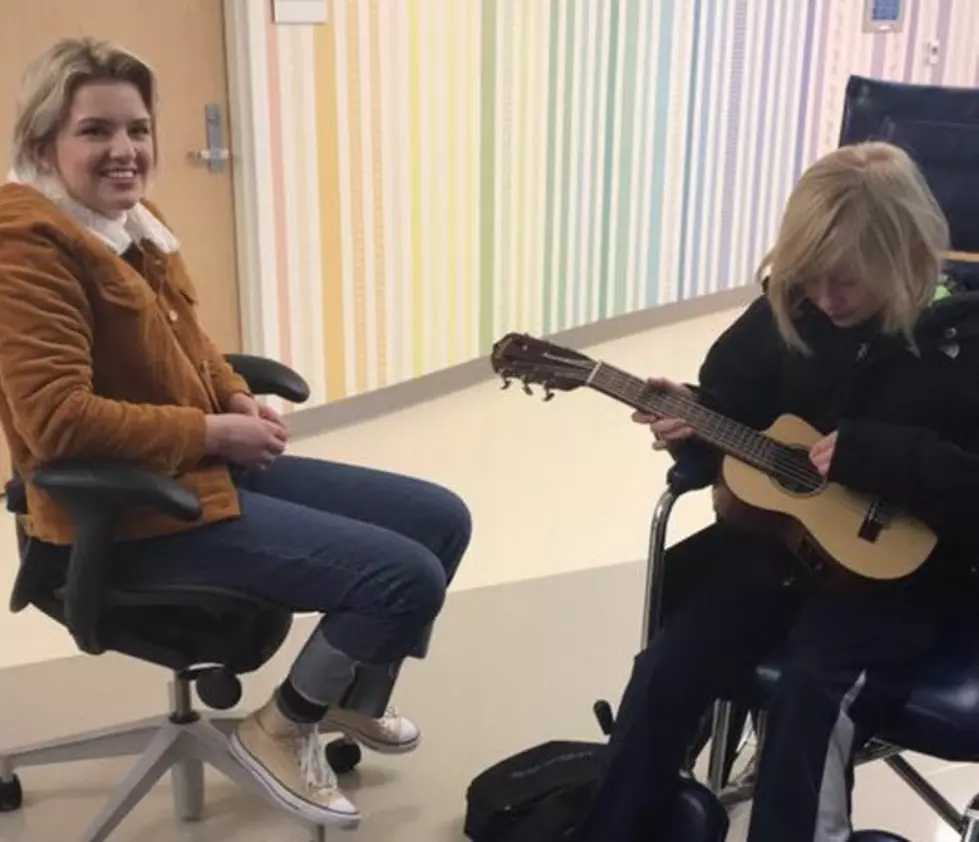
[272,0,328,25]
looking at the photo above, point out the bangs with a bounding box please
[761,141,947,353]
[775,192,899,301]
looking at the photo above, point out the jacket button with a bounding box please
[945,327,957,338]
[168,310,179,323]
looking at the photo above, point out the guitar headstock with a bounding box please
[490,333,596,400]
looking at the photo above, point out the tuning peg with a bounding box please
[500,377,511,391]
[522,379,533,395]
[543,386,554,401]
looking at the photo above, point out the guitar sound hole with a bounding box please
[771,446,824,495]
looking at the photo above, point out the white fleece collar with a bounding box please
[6,167,180,255]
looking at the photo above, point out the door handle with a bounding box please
[193,148,231,165]
[193,103,230,173]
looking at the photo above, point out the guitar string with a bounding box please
[525,356,819,488]
[590,364,827,492]
[532,357,893,522]
[513,350,894,525]
[594,366,913,526]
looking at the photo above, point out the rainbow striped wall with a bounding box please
[246,0,979,407]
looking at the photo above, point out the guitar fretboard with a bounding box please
[586,362,816,484]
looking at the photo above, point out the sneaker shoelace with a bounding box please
[293,724,339,795]
[376,706,404,733]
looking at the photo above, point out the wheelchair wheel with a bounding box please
[0,774,23,812]
[326,737,362,775]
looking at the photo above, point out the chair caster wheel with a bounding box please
[0,775,23,812]
[196,668,242,710]
[326,738,362,775]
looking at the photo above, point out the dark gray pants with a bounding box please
[575,524,947,842]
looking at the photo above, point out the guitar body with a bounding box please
[720,415,938,580]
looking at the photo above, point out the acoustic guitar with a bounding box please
[491,332,938,581]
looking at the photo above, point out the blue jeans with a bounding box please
[109,455,471,671]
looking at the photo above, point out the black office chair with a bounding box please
[623,75,979,842]
[0,355,346,842]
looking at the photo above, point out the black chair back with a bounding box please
[839,75,979,290]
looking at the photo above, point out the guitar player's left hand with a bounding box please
[810,431,838,476]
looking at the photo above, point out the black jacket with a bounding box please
[690,289,979,564]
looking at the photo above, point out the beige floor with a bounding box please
[0,563,976,842]
[1,311,978,841]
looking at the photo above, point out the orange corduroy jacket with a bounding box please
[0,182,249,545]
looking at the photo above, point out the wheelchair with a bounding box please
[595,74,979,842]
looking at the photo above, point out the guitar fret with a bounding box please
[590,364,781,474]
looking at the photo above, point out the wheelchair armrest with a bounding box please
[30,459,203,656]
[224,354,311,404]
[666,446,719,495]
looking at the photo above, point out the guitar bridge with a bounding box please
[858,500,891,543]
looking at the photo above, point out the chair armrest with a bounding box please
[666,447,719,495]
[33,459,202,521]
[224,354,311,404]
[30,459,203,655]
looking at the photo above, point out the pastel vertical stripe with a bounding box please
[264,9,291,368]
[596,0,621,319]
[408,0,423,376]
[555,0,576,332]
[367,0,388,387]
[610,0,641,317]
[588,3,610,325]
[540,0,560,337]
[478,0,497,352]
[444,0,460,363]
[643,0,677,308]
[716,0,748,290]
[247,0,976,408]
[312,14,344,401]
[675,0,704,301]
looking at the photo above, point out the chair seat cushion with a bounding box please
[32,578,293,675]
[750,623,979,761]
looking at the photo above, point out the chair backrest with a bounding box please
[839,75,979,289]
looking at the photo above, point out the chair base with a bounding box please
[0,681,330,842]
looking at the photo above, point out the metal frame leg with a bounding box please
[707,701,733,793]
[77,724,184,842]
[0,717,162,772]
[960,794,979,842]
[884,754,964,834]
[641,487,680,646]
[171,755,204,821]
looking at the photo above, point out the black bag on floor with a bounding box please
[463,739,603,842]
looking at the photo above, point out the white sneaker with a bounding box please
[231,700,361,827]
[323,706,422,754]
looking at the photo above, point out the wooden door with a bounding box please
[0,0,241,480]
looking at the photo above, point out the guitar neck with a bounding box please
[585,361,780,473]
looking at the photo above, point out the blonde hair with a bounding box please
[759,141,949,352]
[11,37,157,174]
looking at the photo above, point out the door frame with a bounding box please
[224,0,282,360]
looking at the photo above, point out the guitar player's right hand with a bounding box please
[632,378,696,451]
